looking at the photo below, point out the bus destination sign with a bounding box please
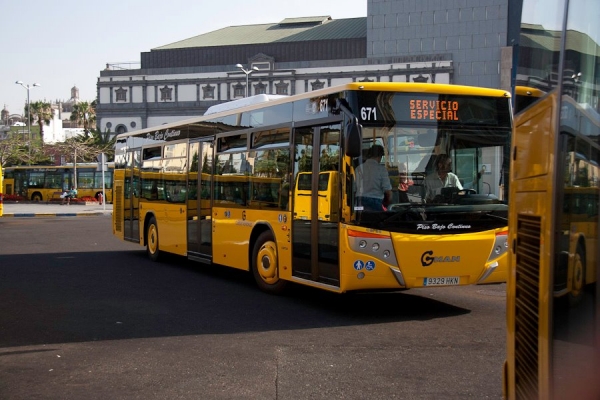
[409,99,459,121]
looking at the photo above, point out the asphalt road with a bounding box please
[0,216,507,399]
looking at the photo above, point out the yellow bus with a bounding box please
[112,82,512,294]
[505,1,600,398]
[0,164,3,217]
[293,171,340,221]
[2,163,114,203]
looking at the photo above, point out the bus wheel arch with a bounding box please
[250,227,287,294]
[569,241,586,306]
[145,214,160,262]
[31,192,43,202]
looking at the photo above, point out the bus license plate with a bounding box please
[423,276,460,286]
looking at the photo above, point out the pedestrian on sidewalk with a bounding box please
[61,187,78,205]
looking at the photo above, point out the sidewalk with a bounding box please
[1,201,113,217]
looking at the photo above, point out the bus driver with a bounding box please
[424,154,462,202]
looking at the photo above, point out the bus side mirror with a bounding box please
[345,121,362,158]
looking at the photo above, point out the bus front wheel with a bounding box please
[146,216,160,262]
[31,192,43,202]
[252,231,287,294]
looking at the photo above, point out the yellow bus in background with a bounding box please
[0,164,3,217]
[504,1,600,398]
[112,82,512,294]
[2,163,114,203]
[293,171,339,221]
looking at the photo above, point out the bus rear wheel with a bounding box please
[146,216,160,262]
[31,192,42,202]
[252,231,287,294]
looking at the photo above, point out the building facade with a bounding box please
[97,0,515,135]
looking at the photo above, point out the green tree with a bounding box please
[28,101,53,147]
[70,101,97,136]
[89,127,115,161]
[0,135,28,166]
[55,136,111,164]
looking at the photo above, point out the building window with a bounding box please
[160,85,173,101]
[115,87,127,102]
[234,83,245,98]
[252,62,271,70]
[311,80,325,90]
[203,85,215,99]
[116,124,127,134]
[255,82,267,95]
[275,81,289,95]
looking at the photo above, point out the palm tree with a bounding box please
[70,101,96,136]
[28,101,53,148]
[89,128,115,161]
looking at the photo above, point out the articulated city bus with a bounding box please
[2,163,114,203]
[112,82,511,294]
[504,1,600,398]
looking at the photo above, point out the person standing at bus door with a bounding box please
[355,144,392,211]
[397,162,414,203]
[424,154,462,202]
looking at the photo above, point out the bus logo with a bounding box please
[421,251,460,267]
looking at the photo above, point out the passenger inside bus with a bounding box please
[397,162,415,203]
[355,144,392,211]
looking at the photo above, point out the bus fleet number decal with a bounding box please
[361,107,377,121]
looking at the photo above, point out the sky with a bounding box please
[2,0,367,119]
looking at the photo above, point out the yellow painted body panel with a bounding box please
[139,202,187,257]
[211,207,293,275]
[337,224,506,291]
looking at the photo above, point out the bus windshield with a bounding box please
[349,93,511,234]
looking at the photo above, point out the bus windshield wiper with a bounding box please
[378,204,427,226]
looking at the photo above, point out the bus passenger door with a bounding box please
[187,140,213,260]
[124,149,141,243]
[292,124,341,287]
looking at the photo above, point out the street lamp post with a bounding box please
[15,81,41,165]
[236,64,259,97]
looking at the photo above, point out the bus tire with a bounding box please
[146,216,160,262]
[252,230,287,294]
[31,192,43,202]
[568,243,585,307]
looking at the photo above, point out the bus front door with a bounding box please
[292,124,341,287]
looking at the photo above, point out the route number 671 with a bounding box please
[361,107,377,121]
